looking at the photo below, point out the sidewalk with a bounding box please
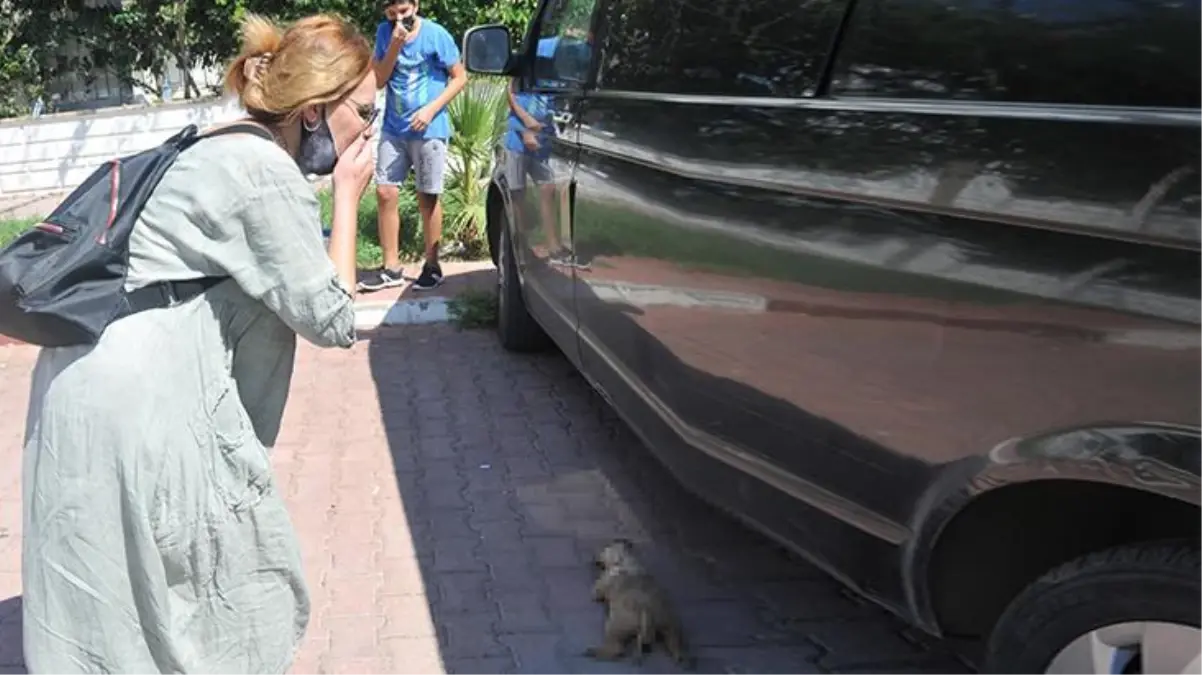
[0,323,973,674]
[0,192,66,221]
[353,261,494,330]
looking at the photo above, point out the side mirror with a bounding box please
[463,25,514,75]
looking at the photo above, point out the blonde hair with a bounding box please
[224,13,372,124]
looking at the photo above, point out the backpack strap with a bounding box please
[121,122,274,314]
[203,121,275,142]
[117,123,276,317]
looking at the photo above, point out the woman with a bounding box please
[21,13,377,673]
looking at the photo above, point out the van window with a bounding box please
[830,0,1202,109]
[595,0,850,98]
[529,0,600,90]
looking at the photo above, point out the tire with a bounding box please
[496,216,550,352]
[984,540,1201,674]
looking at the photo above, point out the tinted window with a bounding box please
[831,0,1202,108]
[595,0,850,97]
[530,0,599,90]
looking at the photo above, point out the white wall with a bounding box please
[0,97,244,197]
[0,89,391,197]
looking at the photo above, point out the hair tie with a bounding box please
[243,52,274,82]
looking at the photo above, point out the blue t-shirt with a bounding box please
[505,90,555,157]
[373,18,461,139]
[505,38,560,156]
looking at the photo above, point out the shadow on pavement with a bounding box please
[364,279,976,673]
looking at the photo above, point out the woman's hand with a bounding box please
[329,129,374,294]
[332,129,375,207]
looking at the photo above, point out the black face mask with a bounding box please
[296,110,338,176]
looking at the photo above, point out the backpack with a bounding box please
[0,122,273,348]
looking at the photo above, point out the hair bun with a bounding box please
[242,52,274,83]
[241,15,284,57]
[223,12,372,124]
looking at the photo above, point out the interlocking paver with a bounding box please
[0,324,977,674]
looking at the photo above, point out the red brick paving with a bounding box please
[0,325,975,674]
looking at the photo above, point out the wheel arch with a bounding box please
[905,422,1200,639]
[486,182,505,267]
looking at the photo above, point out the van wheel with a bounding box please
[496,218,549,352]
[984,540,1200,674]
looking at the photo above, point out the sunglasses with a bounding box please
[344,99,380,126]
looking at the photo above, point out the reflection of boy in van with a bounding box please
[508,83,555,158]
[504,38,568,264]
[505,75,565,264]
[510,37,560,157]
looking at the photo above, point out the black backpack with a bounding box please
[0,122,273,348]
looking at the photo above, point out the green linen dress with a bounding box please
[21,132,356,673]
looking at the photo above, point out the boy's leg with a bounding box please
[359,134,412,292]
[528,157,574,266]
[410,138,449,291]
[502,148,529,231]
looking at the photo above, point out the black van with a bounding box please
[461,0,1201,671]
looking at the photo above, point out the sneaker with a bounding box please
[357,267,406,292]
[412,262,444,291]
[548,248,591,270]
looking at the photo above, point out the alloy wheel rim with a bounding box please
[1047,622,1201,674]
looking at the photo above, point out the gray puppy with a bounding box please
[585,538,689,666]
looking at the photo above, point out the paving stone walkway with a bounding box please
[0,326,975,674]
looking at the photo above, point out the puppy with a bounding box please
[585,538,689,666]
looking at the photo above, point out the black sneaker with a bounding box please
[357,267,406,292]
[548,248,573,267]
[549,248,591,271]
[412,262,444,291]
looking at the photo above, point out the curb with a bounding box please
[354,297,452,330]
[0,298,454,347]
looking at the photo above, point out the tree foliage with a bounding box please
[0,12,44,118]
[0,0,538,118]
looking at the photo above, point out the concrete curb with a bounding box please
[0,298,455,347]
[354,297,452,330]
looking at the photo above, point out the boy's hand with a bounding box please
[390,20,409,46]
[521,130,540,151]
[409,105,435,132]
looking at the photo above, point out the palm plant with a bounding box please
[443,76,510,255]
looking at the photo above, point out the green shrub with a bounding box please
[315,185,421,269]
[443,77,510,259]
[447,288,498,330]
[1,178,492,271]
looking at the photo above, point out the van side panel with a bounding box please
[565,0,1201,623]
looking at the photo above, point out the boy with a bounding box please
[361,0,467,291]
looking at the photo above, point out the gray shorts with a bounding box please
[375,135,448,194]
[502,148,554,190]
